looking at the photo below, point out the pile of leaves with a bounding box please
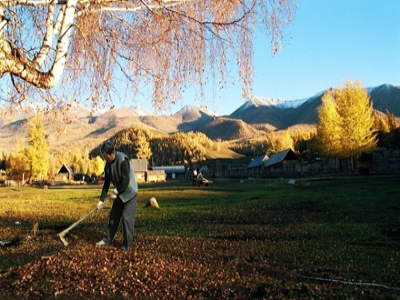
[1,233,397,300]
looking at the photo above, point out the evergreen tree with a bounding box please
[317,80,376,158]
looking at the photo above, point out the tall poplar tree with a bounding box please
[25,114,49,181]
[317,80,376,158]
[317,90,342,156]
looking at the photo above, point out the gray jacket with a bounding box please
[100,151,138,203]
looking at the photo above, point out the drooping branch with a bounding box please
[0,0,296,111]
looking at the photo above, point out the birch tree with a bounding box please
[0,0,296,112]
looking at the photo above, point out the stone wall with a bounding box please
[372,150,400,172]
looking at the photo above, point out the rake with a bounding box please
[58,198,111,247]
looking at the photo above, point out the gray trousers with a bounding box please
[103,194,137,251]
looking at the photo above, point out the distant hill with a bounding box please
[197,117,265,141]
[0,83,399,155]
[140,105,214,133]
[368,84,400,115]
[205,146,244,160]
[229,84,400,128]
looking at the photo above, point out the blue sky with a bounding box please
[126,1,400,116]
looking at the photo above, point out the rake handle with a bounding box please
[58,198,111,246]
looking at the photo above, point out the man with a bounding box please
[96,141,138,252]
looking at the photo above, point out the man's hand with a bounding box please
[110,188,118,200]
[97,201,104,210]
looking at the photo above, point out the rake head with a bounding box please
[58,233,68,247]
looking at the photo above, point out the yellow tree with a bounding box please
[317,80,376,158]
[373,112,390,133]
[316,91,342,156]
[7,151,26,181]
[25,114,50,181]
[0,1,296,111]
[386,110,398,130]
[89,156,104,176]
[135,132,152,160]
[89,156,105,176]
[266,130,293,156]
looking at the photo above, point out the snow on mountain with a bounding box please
[178,104,214,115]
[175,104,214,120]
[237,96,310,113]
[131,105,149,116]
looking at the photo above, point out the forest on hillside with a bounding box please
[90,127,219,166]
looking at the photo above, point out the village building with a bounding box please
[152,165,186,180]
[263,148,300,174]
[130,159,148,183]
[54,164,75,182]
[54,159,169,184]
[247,154,269,177]
[245,149,300,176]
[146,170,167,182]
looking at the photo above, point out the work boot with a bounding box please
[96,240,106,246]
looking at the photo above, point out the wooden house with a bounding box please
[146,170,166,182]
[152,165,186,180]
[55,164,75,182]
[130,159,148,183]
[247,154,269,177]
[263,149,300,174]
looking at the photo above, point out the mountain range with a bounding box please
[0,83,399,154]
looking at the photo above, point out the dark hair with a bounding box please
[100,140,115,155]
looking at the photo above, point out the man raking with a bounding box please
[96,140,138,252]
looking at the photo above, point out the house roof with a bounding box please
[58,164,75,175]
[263,149,299,168]
[152,165,186,174]
[247,154,269,169]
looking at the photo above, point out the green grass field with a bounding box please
[0,175,399,299]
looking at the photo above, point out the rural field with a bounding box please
[0,175,399,299]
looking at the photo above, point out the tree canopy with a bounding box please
[317,80,376,158]
[0,0,296,112]
[8,114,49,181]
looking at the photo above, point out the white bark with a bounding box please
[47,0,77,88]
[0,0,77,88]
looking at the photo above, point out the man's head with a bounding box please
[100,140,115,163]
